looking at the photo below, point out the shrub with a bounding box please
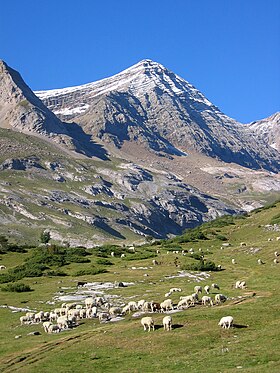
[96,258,113,266]
[2,282,32,292]
[44,270,67,277]
[216,235,228,241]
[181,259,218,272]
[74,267,108,276]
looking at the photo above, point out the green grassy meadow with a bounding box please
[0,203,280,372]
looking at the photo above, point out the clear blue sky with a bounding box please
[0,0,279,123]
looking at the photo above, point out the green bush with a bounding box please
[44,270,67,277]
[74,267,108,276]
[271,213,280,225]
[96,258,113,266]
[216,235,228,241]
[181,259,218,272]
[2,282,32,292]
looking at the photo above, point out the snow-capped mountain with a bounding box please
[248,112,280,152]
[36,60,280,171]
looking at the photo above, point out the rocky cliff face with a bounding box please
[36,59,280,172]
[248,112,280,152]
[0,60,67,134]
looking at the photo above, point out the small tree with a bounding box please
[40,230,51,244]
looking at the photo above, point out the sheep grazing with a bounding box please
[215,294,227,305]
[204,285,210,294]
[141,317,155,332]
[231,259,236,265]
[240,242,247,247]
[20,315,32,325]
[57,316,69,329]
[111,252,115,257]
[235,280,246,289]
[121,253,126,258]
[194,286,202,294]
[274,251,279,257]
[43,321,52,333]
[0,265,6,270]
[152,259,159,265]
[163,315,172,331]
[201,296,213,306]
[179,295,195,307]
[273,258,279,264]
[48,324,61,334]
[109,307,122,317]
[98,312,110,323]
[211,283,220,290]
[160,299,173,312]
[137,299,145,310]
[217,265,222,270]
[191,293,199,304]
[218,316,234,329]
[169,287,182,293]
[257,259,264,265]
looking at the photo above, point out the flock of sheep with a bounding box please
[15,238,279,335]
[18,280,245,334]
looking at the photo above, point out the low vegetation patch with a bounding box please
[1,282,32,292]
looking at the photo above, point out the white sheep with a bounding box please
[194,286,202,294]
[180,295,195,307]
[215,294,227,305]
[240,242,247,247]
[127,301,138,312]
[49,311,57,322]
[165,292,171,298]
[20,315,32,325]
[163,315,172,331]
[142,301,153,312]
[141,317,154,332]
[44,312,50,320]
[177,299,189,309]
[109,307,122,316]
[273,258,279,264]
[48,324,61,333]
[0,265,6,270]
[34,311,44,323]
[217,264,222,270]
[57,316,69,329]
[232,259,236,265]
[152,259,158,265]
[160,299,173,312]
[218,316,234,329]
[79,309,86,319]
[257,259,264,265]
[43,321,52,333]
[84,297,95,309]
[170,287,182,293]
[121,253,126,258]
[274,251,279,257]
[98,312,110,323]
[211,283,220,290]
[204,285,210,294]
[137,299,146,309]
[111,252,115,257]
[25,312,35,320]
[201,296,213,306]
[191,293,199,304]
